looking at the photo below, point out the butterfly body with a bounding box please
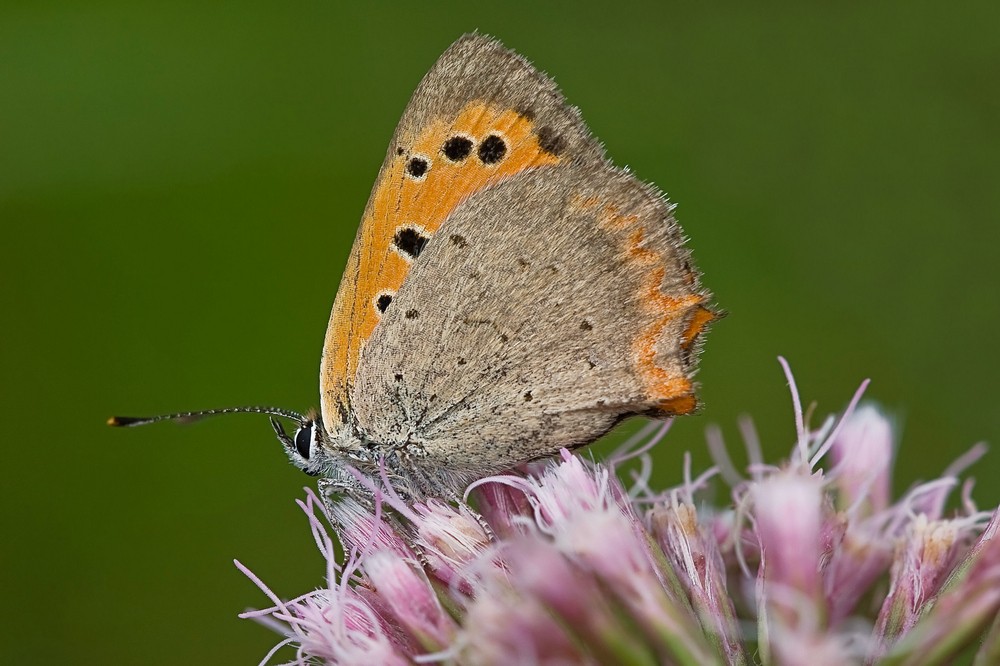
[310,35,715,493]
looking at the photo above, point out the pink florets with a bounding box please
[239,361,1000,665]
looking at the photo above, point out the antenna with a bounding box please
[107,405,308,428]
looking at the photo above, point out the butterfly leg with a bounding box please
[316,477,355,516]
[397,455,498,542]
[316,476,434,569]
[447,488,497,543]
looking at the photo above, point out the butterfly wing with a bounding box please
[320,34,605,432]
[350,162,714,482]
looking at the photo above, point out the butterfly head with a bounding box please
[268,413,330,477]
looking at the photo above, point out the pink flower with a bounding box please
[830,404,894,516]
[360,551,457,652]
[649,481,746,663]
[239,361,1000,665]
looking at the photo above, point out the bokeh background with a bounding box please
[2,1,998,663]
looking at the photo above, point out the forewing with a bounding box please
[320,34,604,432]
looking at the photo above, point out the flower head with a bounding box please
[240,362,1000,665]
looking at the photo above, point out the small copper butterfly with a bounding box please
[110,34,717,497]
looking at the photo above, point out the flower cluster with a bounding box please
[239,364,1000,665]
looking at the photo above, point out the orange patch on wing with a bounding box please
[656,395,698,415]
[682,305,716,350]
[627,228,659,264]
[634,266,701,404]
[322,102,562,415]
[578,198,708,411]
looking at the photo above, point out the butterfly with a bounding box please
[111,34,716,498]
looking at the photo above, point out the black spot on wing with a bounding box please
[478,135,507,164]
[536,126,566,156]
[393,227,429,259]
[442,136,473,162]
[406,157,429,178]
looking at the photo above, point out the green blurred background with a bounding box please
[2,1,997,663]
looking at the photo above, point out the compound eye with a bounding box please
[293,423,313,460]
